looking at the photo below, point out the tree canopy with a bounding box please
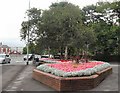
[20,1,120,57]
[82,0,120,55]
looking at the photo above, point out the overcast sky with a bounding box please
[0,0,114,47]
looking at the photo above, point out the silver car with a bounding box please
[0,54,11,64]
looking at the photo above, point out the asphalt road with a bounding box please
[10,54,33,65]
[0,54,27,92]
[10,54,26,65]
[1,66,26,92]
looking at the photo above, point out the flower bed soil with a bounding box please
[32,67,112,91]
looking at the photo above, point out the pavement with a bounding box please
[2,63,119,92]
[1,65,26,91]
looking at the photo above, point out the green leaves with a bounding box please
[20,8,42,42]
[82,1,120,55]
[20,1,119,56]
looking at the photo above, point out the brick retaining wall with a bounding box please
[32,67,112,91]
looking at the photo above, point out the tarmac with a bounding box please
[2,63,120,92]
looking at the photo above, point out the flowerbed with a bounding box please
[39,58,58,63]
[36,61,111,77]
[39,58,72,63]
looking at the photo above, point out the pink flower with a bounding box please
[48,62,103,72]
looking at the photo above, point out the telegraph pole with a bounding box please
[26,0,30,65]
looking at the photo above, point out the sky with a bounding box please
[0,0,114,47]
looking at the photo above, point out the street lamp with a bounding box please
[26,0,31,65]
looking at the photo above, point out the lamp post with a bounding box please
[26,0,31,65]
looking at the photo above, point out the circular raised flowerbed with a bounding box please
[32,61,112,91]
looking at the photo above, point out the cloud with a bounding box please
[0,38,25,47]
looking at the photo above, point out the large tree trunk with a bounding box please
[64,46,68,60]
[60,47,63,59]
[75,48,80,63]
[48,47,50,58]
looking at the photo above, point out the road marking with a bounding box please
[13,81,22,84]
[5,89,15,91]
[11,87,17,89]
[13,82,21,86]
[16,61,23,62]
[20,89,24,91]
[16,77,24,81]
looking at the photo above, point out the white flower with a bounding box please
[36,62,111,77]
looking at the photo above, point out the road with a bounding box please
[10,54,28,65]
[0,54,27,92]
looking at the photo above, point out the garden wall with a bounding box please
[33,67,112,91]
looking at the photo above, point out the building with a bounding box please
[0,42,11,54]
[10,47,23,54]
[0,42,24,54]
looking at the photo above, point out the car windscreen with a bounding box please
[0,55,5,58]
[24,55,32,58]
[41,56,49,58]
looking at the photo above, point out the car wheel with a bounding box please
[2,60,5,64]
[24,58,26,61]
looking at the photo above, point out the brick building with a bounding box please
[10,47,23,54]
[0,42,11,54]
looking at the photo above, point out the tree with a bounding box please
[22,43,36,54]
[38,2,95,59]
[82,1,120,56]
[22,47,27,54]
[82,1,120,25]
[20,8,42,42]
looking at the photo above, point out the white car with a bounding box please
[23,54,34,61]
[41,54,53,58]
[0,54,11,64]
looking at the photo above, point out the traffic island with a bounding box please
[32,67,112,91]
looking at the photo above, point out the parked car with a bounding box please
[33,54,53,66]
[33,55,41,66]
[23,54,34,61]
[41,54,53,58]
[0,54,11,64]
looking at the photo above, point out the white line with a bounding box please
[16,61,23,62]
[5,89,15,91]
[13,81,22,84]
[11,87,17,89]
[16,77,24,81]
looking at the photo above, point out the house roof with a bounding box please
[0,45,10,48]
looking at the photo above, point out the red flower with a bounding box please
[48,62,103,72]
